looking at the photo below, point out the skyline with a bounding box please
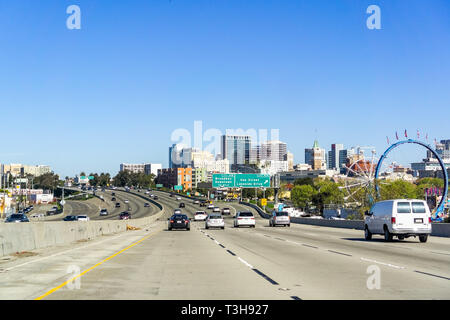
[1,1,449,177]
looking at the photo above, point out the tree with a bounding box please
[379,180,418,201]
[291,185,317,210]
[33,172,62,191]
[293,177,314,187]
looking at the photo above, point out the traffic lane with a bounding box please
[0,222,163,300]
[44,220,290,300]
[216,214,450,281]
[44,200,96,222]
[203,221,450,299]
[99,190,157,221]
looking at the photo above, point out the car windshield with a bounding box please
[276,212,289,216]
[78,216,87,218]
[412,202,426,214]
[9,214,24,219]
[238,212,253,217]
[397,202,411,213]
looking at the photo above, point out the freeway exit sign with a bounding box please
[212,174,235,188]
[212,174,270,188]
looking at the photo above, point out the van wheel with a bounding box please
[384,227,393,242]
[398,235,405,241]
[419,235,428,243]
[364,226,372,240]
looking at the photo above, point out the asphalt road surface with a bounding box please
[0,189,448,300]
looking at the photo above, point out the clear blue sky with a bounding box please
[0,0,449,177]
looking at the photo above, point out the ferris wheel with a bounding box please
[341,149,379,206]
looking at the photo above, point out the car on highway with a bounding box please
[112,192,116,196]
[205,214,225,230]
[207,204,214,210]
[124,199,129,204]
[144,203,150,207]
[153,195,158,200]
[213,207,221,213]
[193,200,200,205]
[5,214,29,223]
[221,207,231,215]
[77,215,90,221]
[176,196,182,201]
[63,215,78,221]
[168,214,190,231]
[99,209,109,216]
[111,197,116,201]
[199,201,207,207]
[173,209,182,214]
[194,211,208,221]
[169,194,175,198]
[119,212,131,220]
[269,211,290,227]
[179,202,185,208]
[233,211,256,228]
[364,199,432,242]
[115,202,121,208]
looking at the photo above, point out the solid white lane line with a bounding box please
[360,257,405,269]
[237,257,254,269]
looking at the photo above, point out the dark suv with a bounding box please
[168,214,190,231]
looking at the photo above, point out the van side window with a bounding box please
[397,202,411,213]
[412,202,426,214]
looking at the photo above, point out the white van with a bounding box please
[364,199,432,242]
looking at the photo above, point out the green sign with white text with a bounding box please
[212,174,271,188]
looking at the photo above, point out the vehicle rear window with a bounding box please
[174,215,187,219]
[412,202,426,214]
[397,202,411,213]
[210,215,222,219]
[9,214,24,219]
[276,212,289,216]
[195,212,205,215]
[238,212,253,217]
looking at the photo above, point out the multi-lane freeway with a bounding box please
[0,189,449,300]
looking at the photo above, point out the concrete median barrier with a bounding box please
[0,207,165,257]
[238,201,450,237]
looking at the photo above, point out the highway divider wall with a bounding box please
[239,201,450,237]
[0,204,165,258]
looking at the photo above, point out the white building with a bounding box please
[259,160,289,176]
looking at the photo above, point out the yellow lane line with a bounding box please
[35,229,162,300]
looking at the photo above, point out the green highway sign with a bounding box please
[212,174,235,188]
[88,176,94,180]
[212,174,271,188]
[156,184,163,188]
[174,185,183,191]
[235,174,270,188]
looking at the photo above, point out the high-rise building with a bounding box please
[328,144,344,170]
[156,167,193,191]
[285,152,294,171]
[120,163,161,175]
[169,143,187,168]
[261,140,287,162]
[221,135,252,168]
[305,140,326,170]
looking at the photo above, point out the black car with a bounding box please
[153,196,158,200]
[200,201,207,207]
[119,212,131,220]
[144,203,150,207]
[63,215,78,221]
[6,214,29,223]
[115,202,121,208]
[168,214,190,231]
[111,197,116,201]
[179,202,185,208]
[112,192,116,196]
[169,194,175,198]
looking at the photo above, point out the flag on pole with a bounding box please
[395,131,399,140]
[404,129,408,138]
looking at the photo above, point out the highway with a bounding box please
[0,189,448,300]
[43,189,159,221]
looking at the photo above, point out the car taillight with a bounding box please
[170,220,174,223]
[250,217,255,220]
[428,217,432,223]
[391,217,396,224]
